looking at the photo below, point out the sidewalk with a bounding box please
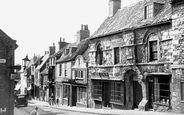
[28,100,182,115]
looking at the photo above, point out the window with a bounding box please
[114,47,120,64]
[65,49,69,55]
[75,70,84,79]
[96,44,103,65]
[77,87,87,104]
[64,63,67,77]
[181,81,184,101]
[145,4,153,19]
[154,77,170,104]
[59,64,62,76]
[93,81,102,99]
[63,85,69,99]
[149,41,158,61]
[110,82,121,102]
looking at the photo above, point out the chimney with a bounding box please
[58,37,69,51]
[49,43,56,56]
[77,24,90,43]
[109,0,121,17]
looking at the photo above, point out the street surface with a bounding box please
[14,104,97,115]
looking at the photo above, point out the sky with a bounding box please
[0,0,141,64]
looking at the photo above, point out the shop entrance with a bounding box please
[102,82,110,108]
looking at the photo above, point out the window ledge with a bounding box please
[76,77,84,80]
[153,102,170,107]
[93,98,102,101]
[110,101,122,105]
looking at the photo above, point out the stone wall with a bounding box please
[171,1,184,113]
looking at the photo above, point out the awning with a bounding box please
[15,84,21,90]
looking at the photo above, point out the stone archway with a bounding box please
[122,66,147,110]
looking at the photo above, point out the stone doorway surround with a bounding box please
[122,66,147,111]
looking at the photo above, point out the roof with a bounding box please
[171,0,183,4]
[36,53,49,70]
[0,29,18,49]
[90,0,172,39]
[57,38,89,63]
[40,68,48,75]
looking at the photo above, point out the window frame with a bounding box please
[93,81,102,99]
[59,64,62,76]
[96,44,103,65]
[145,4,153,19]
[114,47,120,64]
[148,33,159,62]
[110,82,121,102]
[149,40,158,61]
[181,81,184,101]
[153,76,170,105]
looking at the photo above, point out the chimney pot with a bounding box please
[60,37,62,42]
[63,38,65,42]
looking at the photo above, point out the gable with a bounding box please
[73,55,86,69]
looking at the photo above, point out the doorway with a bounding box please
[102,82,110,108]
[125,70,142,109]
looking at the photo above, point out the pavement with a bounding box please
[28,100,183,115]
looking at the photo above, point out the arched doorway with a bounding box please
[124,70,143,109]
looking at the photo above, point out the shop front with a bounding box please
[89,66,145,110]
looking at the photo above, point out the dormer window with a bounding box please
[145,4,153,19]
[144,2,164,19]
[65,49,69,55]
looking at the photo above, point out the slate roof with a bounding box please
[57,38,89,63]
[90,0,172,39]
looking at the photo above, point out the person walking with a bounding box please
[56,97,59,107]
[30,106,39,115]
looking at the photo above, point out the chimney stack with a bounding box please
[109,0,121,17]
[49,43,56,56]
[77,24,90,43]
[58,37,69,51]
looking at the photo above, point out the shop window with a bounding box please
[145,4,153,19]
[181,81,184,101]
[114,47,120,64]
[110,82,121,102]
[77,87,87,104]
[96,44,103,65]
[93,81,102,99]
[63,85,69,99]
[154,77,170,104]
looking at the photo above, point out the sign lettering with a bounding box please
[0,108,6,113]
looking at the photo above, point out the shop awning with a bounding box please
[15,84,21,90]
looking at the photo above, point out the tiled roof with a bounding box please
[57,38,89,63]
[91,0,172,39]
[36,53,49,70]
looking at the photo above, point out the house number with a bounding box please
[0,108,6,113]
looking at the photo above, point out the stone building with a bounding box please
[87,0,184,113]
[0,29,18,115]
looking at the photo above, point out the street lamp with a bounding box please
[22,54,30,70]
[22,55,30,95]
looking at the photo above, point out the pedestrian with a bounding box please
[30,106,39,115]
[56,97,59,107]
